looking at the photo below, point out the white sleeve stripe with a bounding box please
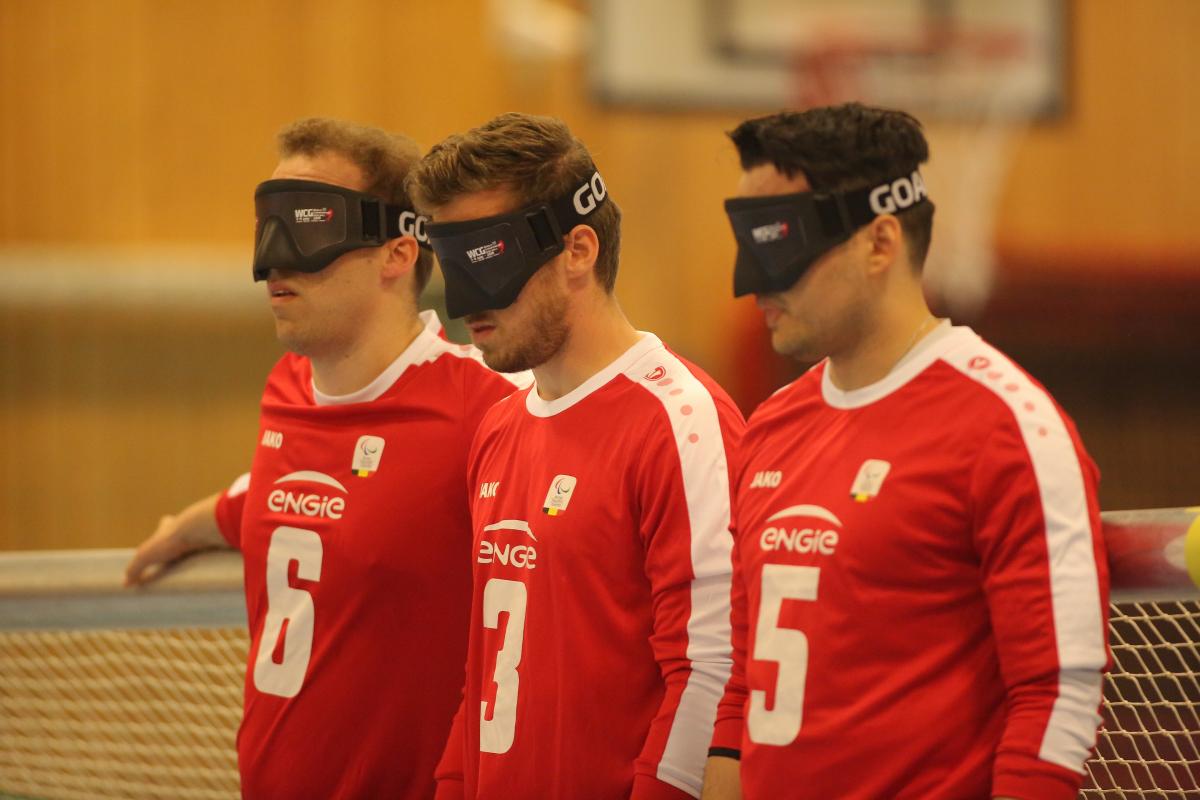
[625,350,733,797]
[943,341,1105,773]
[226,472,251,498]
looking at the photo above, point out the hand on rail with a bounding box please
[124,492,228,587]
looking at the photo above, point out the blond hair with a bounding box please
[278,118,434,293]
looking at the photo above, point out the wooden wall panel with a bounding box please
[0,306,277,550]
[999,0,1200,265]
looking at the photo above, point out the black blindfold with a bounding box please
[253,179,430,281]
[426,170,610,318]
[725,170,930,296]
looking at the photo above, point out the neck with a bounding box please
[532,294,640,401]
[826,294,937,392]
[309,312,425,397]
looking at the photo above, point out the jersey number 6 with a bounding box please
[253,526,323,698]
[747,564,819,745]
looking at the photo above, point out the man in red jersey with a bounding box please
[701,104,1110,800]
[124,118,526,799]
[409,113,745,799]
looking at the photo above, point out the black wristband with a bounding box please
[708,746,741,760]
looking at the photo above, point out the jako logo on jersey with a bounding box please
[759,504,841,555]
[968,356,991,370]
[466,240,506,264]
[644,366,666,382]
[542,474,577,516]
[352,435,385,477]
[294,208,334,223]
[572,172,608,215]
[868,171,927,215]
[480,481,500,499]
[751,221,789,244]
[749,470,783,488]
[478,519,537,569]
[267,470,347,520]
[850,459,891,502]
[261,430,283,449]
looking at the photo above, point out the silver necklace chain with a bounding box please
[893,314,939,370]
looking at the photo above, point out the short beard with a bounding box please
[779,294,870,364]
[480,271,570,373]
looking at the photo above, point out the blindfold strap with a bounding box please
[525,208,564,253]
[379,202,432,250]
[546,168,610,235]
[808,170,930,239]
[812,185,902,239]
[499,168,608,253]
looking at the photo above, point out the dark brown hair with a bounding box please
[730,103,935,269]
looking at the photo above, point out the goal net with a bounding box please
[0,550,246,800]
[1,511,1197,799]
[1081,507,1200,798]
[1084,599,1200,798]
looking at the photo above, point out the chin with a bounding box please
[770,329,798,356]
[771,331,817,362]
[480,349,531,374]
[274,324,312,357]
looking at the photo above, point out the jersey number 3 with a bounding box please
[747,564,819,745]
[253,526,323,698]
[480,578,528,754]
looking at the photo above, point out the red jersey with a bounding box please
[435,333,745,799]
[214,311,528,800]
[711,323,1110,800]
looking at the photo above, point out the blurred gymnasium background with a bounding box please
[1,0,1198,553]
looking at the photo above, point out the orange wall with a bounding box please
[1001,0,1200,266]
[3,1,1197,346]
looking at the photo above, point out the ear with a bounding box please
[379,235,419,282]
[561,224,600,285]
[864,214,904,277]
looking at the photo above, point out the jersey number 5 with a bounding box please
[480,578,528,754]
[747,564,819,745]
[253,526,323,698]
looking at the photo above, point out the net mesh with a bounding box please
[1081,600,1200,799]
[0,605,1197,798]
[0,628,246,800]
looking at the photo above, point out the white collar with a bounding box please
[525,332,660,418]
[819,320,967,409]
[312,310,444,406]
